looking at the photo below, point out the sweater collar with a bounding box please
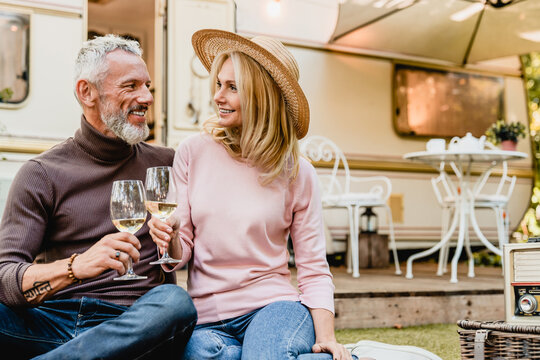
[74,115,134,161]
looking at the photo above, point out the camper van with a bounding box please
[0,0,534,257]
[0,0,235,210]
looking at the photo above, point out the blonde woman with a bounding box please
[149,29,353,360]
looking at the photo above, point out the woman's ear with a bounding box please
[75,79,97,107]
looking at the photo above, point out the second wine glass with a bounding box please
[145,166,181,264]
[110,180,148,280]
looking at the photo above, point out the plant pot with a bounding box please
[500,140,517,151]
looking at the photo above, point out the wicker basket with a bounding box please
[457,320,540,359]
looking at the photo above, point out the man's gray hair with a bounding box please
[74,34,142,90]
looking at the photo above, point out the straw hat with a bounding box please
[192,29,309,139]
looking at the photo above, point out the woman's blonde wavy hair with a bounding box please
[203,51,300,185]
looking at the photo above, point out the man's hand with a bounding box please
[22,232,141,304]
[71,232,141,279]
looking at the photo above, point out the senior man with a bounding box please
[0,35,196,359]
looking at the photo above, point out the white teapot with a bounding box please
[449,132,485,152]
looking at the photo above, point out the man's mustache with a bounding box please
[128,105,148,113]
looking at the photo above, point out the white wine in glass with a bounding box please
[112,218,146,233]
[145,166,182,264]
[145,201,178,220]
[110,180,148,280]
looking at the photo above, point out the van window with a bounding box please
[393,64,504,139]
[0,11,29,104]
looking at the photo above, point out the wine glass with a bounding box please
[145,166,181,264]
[110,180,148,280]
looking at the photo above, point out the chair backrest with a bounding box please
[474,161,517,200]
[496,162,517,198]
[299,135,351,195]
[431,162,458,206]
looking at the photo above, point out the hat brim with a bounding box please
[192,29,309,139]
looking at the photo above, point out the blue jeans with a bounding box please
[184,300,338,360]
[0,284,197,360]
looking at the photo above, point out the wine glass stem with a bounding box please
[160,216,171,259]
[127,257,135,275]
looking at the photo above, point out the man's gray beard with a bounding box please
[101,102,150,145]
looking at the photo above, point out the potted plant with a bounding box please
[0,87,13,102]
[485,119,526,150]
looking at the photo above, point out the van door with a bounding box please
[165,0,235,149]
[87,0,164,144]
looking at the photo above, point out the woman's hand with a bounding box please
[310,308,353,360]
[313,341,353,360]
[148,216,182,259]
[148,216,173,252]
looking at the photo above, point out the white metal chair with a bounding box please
[471,160,516,250]
[430,162,473,277]
[434,161,516,276]
[299,135,401,277]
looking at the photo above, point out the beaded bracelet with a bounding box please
[67,253,82,284]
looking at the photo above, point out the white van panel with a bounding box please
[0,155,29,218]
[1,0,84,14]
[1,12,82,140]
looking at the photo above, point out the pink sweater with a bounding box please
[169,133,334,324]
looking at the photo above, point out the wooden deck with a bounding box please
[176,261,505,329]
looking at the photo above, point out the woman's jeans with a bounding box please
[0,284,197,360]
[184,300,336,360]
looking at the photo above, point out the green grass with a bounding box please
[336,323,460,359]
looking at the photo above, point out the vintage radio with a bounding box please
[504,240,540,325]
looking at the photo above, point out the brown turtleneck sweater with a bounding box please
[0,116,175,307]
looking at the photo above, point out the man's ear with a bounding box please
[75,79,98,107]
